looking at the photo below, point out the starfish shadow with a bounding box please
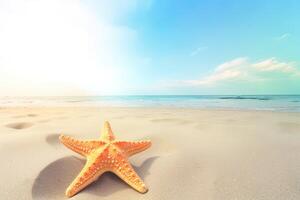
[31,156,158,199]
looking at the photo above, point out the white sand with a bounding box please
[1,107,300,200]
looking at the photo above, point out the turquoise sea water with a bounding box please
[1,95,300,112]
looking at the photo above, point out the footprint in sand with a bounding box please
[46,134,61,146]
[28,114,38,117]
[5,122,33,130]
[13,114,38,118]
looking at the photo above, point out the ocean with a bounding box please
[0,95,300,112]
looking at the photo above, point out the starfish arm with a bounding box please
[112,153,148,193]
[65,159,106,197]
[113,140,152,157]
[100,121,116,142]
[59,135,105,157]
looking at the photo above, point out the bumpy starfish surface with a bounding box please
[59,121,151,197]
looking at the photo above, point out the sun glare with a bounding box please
[0,0,123,96]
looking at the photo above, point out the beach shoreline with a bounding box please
[1,95,300,112]
[1,106,300,200]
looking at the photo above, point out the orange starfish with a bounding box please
[59,121,152,197]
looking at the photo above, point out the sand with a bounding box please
[1,106,300,200]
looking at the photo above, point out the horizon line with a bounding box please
[1,94,300,97]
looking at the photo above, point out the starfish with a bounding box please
[59,121,152,197]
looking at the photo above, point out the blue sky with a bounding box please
[123,0,300,94]
[0,0,299,95]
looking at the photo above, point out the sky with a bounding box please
[0,0,299,96]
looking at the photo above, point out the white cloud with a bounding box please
[0,0,144,96]
[190,46,207,57]
[186,57,248,85]
[215,57,248,72]
[186,70,241,85]
[185,57,300,86]
[274,33,291,40]
[253,58,296,73]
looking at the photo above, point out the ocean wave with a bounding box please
[219,96,270,100]
[291,100,300,103]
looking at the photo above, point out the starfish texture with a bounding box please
[59,121,152,197]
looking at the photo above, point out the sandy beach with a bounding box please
[1,106,300,200]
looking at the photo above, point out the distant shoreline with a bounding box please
[0,95,300,112]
